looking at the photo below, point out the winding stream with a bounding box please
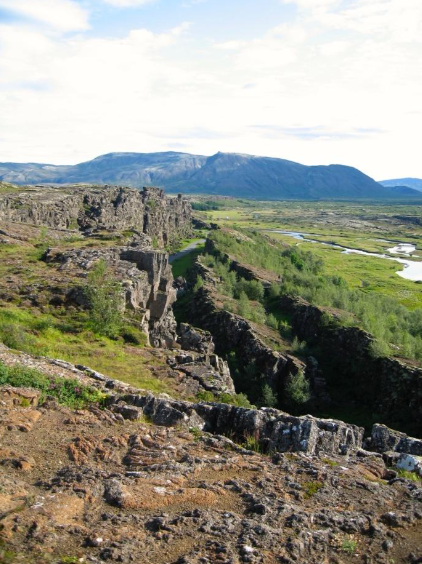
[267,230,422,282]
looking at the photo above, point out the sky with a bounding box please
[0,0,421,180]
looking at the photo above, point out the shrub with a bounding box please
[266,314,279,330]
[285,370,311,408]
[291,337,308,355]
[84,259,123,338]
[303,480,323,499]
[193,275,204,292]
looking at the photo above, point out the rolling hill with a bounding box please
[0,151,420,199]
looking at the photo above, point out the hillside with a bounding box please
[381,177,422,192]
[1,151,420,199]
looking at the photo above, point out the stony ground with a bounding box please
[1,393,421,564]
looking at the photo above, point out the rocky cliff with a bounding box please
[183,259,305,404]
[0,185,192,247]
[279,295,422,437]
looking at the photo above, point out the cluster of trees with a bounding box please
[201,254,269,325]
[209,230,422,362]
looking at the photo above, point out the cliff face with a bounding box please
[0,185,192,247]
[279,296,422,437]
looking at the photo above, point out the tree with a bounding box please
[85,259,122,338]
[259,384,278,408]
[285,370,311,411]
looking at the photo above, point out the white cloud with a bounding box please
[0,0,90,32]
[0,0,421,179]
[101,0,156,6]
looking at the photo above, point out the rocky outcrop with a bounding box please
[369,424,422,456]
[2,382,421,564]
[0,185,192,247]
[45,238,177,347]
[115,392,363,456]
[279,296,422,436]
[171,352,234,395]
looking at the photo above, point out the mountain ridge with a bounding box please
[1,151,421,199]
[381,177,422,192]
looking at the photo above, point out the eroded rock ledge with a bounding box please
[0,185,192,247]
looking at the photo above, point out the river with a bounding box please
[267,230,422,282]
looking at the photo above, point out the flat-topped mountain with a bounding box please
[1,151,420,199]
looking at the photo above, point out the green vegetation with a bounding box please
[303,480,324,499]
[395,468,422,482]
[259,383,277,408]
[197,389,254,408]
[0,361,105,409]
[285,371,311,411]
[0,305,172,394]
[85,259,123,338]
[189,426,203,440]
[171,242,206,279]
[341,539,357,554]
[242,433,263,453]
[208,229,422,362]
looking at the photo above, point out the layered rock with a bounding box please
[115,392,364,456]
[369,424,422,456]
[0,185,192,247]
[44,238,177,347]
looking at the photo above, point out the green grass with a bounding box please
[396,468,422,482]
[303,480,324,499]
[0,305,174,395]
[196,389,254,408]
[269,233,422,309]
[341,539,357,554]
[0,361,105,409]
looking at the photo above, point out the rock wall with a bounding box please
[279,296,422,437]
[185,274,305,402]
[45,238,177,347]
[0,185,192,247]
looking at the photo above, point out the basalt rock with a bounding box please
[279,295,422,436]
[168,351,235,395]
[178,323,215,355]
[44,239,177,347]
[185,283,306,403]
[0,185,192,247]
[116,392,364,456]
[369,424,422,456]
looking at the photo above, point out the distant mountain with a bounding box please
[1,151,420,199]
[380,178,422,192]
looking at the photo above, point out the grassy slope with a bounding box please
[0,230,178,396]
